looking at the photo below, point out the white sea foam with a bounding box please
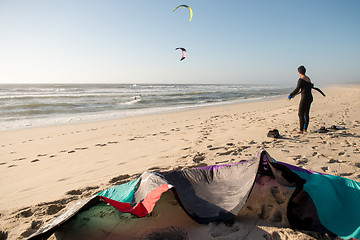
[0,84,292,131]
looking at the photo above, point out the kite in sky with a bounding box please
[175,48,187,61]
[173,5,193,23]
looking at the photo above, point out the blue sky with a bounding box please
[0,1,359,85]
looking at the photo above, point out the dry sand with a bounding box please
[0,85,359,240]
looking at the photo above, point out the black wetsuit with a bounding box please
[289,78,313,132]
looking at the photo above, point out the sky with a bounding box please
[0,0,359,85]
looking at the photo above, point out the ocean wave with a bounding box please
[0,84,292,131]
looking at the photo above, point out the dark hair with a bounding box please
[298,66,306,75]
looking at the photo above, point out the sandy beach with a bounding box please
[1,85,360,240]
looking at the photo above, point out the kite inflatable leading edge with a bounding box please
[173,5,193,23]
[175,47,187,61]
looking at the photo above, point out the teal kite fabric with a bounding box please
[292,168,360,239]
[97,178,139,203]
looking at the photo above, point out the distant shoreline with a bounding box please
[0,93,287,133]
[0,84,292,132]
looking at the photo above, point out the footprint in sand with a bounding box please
[271,210,283,223]
[208,146,223,151]
[296,158,308,165]
[17,208,33,218]
[95,143,107,147]
[66,186,99,196]
[270,186,286,204]
[340,173,353,177]
[215,160,231,164]
[181,154,190,159]
[109,174,131,184]
[328,159,341,163]
[66,189,83,196]
[292,155,302,160]
[193,152,205,163]
[75,147,89,150]
[216,150,236,156]
[191,162,207,168]
[148,167,160,171]
[46,204,65,215]
[21,221,43,237]
[338,151,346,156]
[259,204,274,220]
[57,177,69,182]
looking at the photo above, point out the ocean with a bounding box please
[0,84,292,131]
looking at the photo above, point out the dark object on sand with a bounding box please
[329,125,339,130]
[267,129,281,138]
[318,126,329,133]
[313,125,345,133]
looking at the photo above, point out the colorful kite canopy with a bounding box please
[28,150,360,240]
[175,47,187,61]
[173,5,193,23]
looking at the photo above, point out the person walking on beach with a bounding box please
[288,66,314,134]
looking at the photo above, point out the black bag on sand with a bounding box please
[267,129,280,138]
